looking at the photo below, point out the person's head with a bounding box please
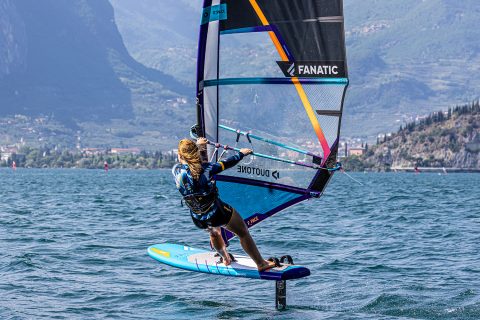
[178,139,202,180]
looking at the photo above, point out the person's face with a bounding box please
[178,154,187,164]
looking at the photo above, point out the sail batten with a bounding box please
[203,78,348,87]
[219,124,322,158]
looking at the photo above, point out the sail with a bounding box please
[196,0,348,240]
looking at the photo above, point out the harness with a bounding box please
[182,185,218,215]
[174,164,218,216]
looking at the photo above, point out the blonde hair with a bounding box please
[178,139,203,181]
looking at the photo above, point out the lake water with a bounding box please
[1,169,479,319]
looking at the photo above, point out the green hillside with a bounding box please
[345,101,480,171]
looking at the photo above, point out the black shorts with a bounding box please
[191,200,234,229]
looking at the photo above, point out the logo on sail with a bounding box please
[272,170,280,180]
[237,166,280,180]
[201,4,227,25]
[277,61,346,78]
[287,63,296,77]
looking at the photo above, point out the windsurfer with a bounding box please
[172,138,276,272]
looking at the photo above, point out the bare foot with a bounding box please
[257,260,277,272]
[224,256,232,266]
[220,250,232,266]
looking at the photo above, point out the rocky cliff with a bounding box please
[346,102,480,171]
[0,0,26,78]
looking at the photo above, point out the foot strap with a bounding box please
[279,255,294,265]
[215,252,236,264]
[267,257,281,267]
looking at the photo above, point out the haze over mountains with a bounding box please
[1,0,191,149]
[1,0,478,150]
[113,0,479,136]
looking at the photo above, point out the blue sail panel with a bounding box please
[218,180,304,218]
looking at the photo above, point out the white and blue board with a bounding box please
[148,243,310,281]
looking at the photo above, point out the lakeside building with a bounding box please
[110,148,141,155]
[1,152,12,163]
[0,146,19,153]
[338,139,370,160]
[82,148,103,156]
[0,146,19,163]
[348,147,366,157]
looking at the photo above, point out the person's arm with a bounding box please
[196,137,209,163]
[211,148,252,175]
[171,163,182,178]
[172,164,188,193]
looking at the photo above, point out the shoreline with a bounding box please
[2,167,480,173]
[390,167,480,173]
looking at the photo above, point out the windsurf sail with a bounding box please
[196,0,348,240]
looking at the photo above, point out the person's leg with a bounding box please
[225,210,274,271]
[208,227,232,265]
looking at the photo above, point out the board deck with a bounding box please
[148,243,310,281]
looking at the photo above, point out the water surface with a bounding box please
[1,169,479,319]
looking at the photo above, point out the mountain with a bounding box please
[0,0,26,79]
[110,0,199,85]
[345,101,480,171]
[1,1,478,150]
[344,0,480,137]
[111,0,480,138]
[0,0,192,150]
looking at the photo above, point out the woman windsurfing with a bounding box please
[172,138,276,272]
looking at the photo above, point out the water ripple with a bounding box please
[0,169,479,319]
